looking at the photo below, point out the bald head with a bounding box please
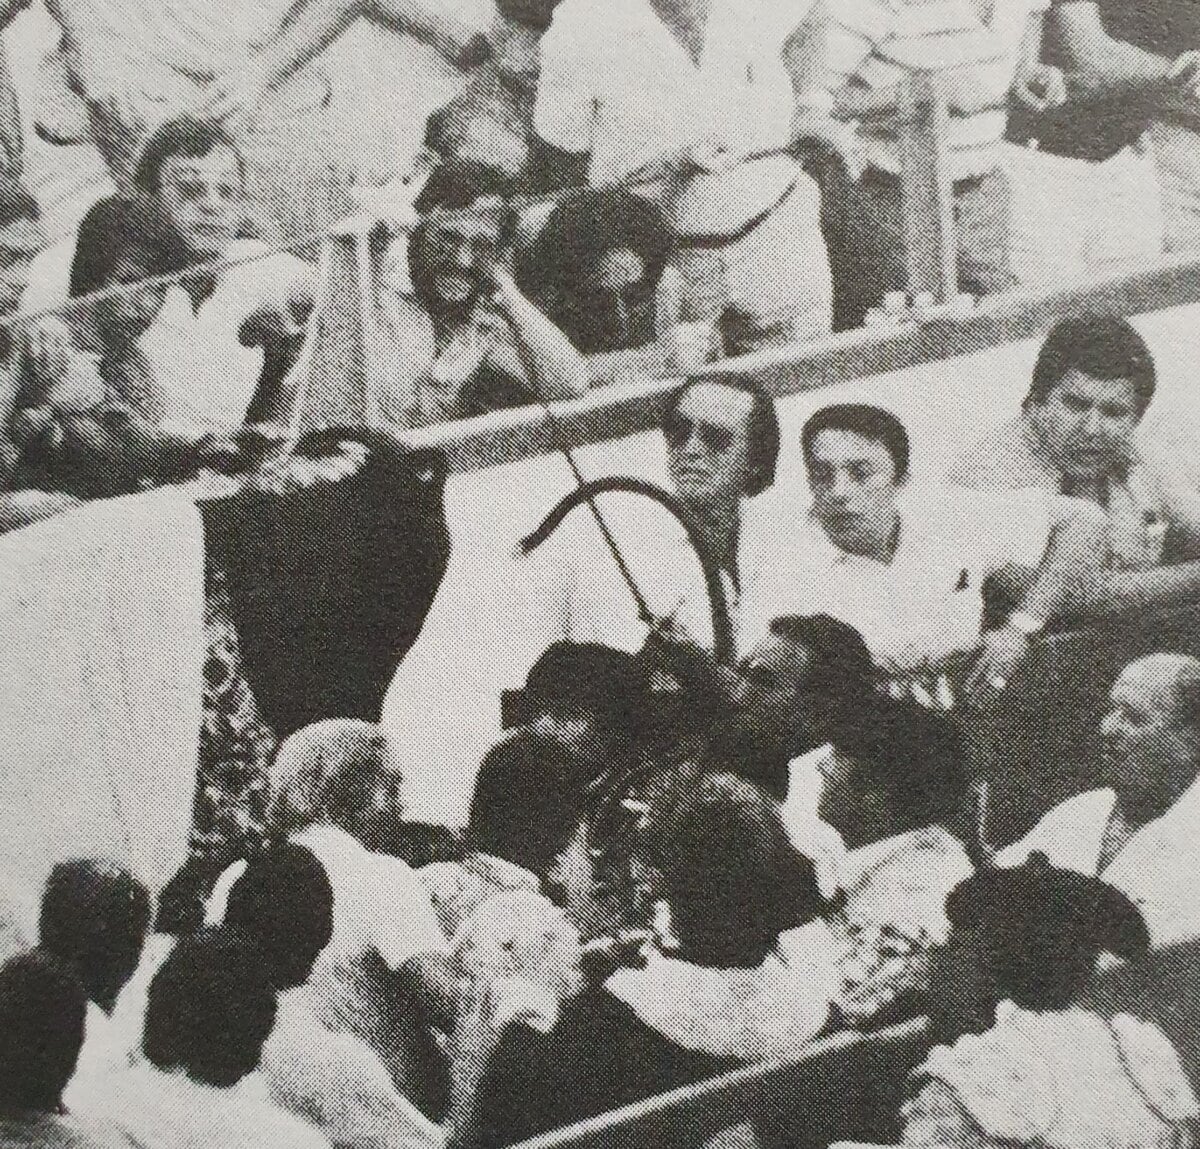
[268,720,402,836]
[1100,654,1200,823]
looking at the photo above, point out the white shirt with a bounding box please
[93,1063,330,1149]
[530,490,780,655]
[261,987,444,1149]
[64,1002,137,1115]
[780,744,846,899]
[997,779,1200,948]
[140,242,313,427]
[207,823,448,1083]
[740,486,1072,671]
[533,0,813,232]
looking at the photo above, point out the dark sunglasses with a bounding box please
[662,411,734,453]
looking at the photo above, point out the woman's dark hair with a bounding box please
[495,0,562,28]
[663,374,781,496]
[833,699,969,838]
[945,857,1150,1011]
[801,403,911,482]
[1027,315,1156,417]
[143,928,277,1088]
[0,951,87,1116]
[467,734,588,879]
[133,116,247,195]
[514,189,671,351]
[68,195,184,299]
[39,859,152,1015]
[225,844,334,991]
[645,772,825,968]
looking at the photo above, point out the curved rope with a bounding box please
[519,476,735,665]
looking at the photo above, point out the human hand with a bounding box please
[1167,51,1200,102]
[24,317,73,390]
[963,624,1031,704]
[192,54,274,129]
[1011,63,1069,113]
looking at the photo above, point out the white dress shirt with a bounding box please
[997,778,1200,948]
[740,486,1074,671]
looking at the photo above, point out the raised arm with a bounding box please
[489,267,588,402]
[195,0,489,126]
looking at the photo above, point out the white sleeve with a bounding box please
[531,1,598,155]
[372,859,451,969]
[204,860,247,925]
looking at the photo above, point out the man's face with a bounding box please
[1027,371,1141,482]
[417,210,503,308]
[155,146,246,259]
[1100,661,1199,817]
[530,705,604,765]
[806,429,901,558]
[663,382,756,512]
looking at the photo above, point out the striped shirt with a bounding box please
[824,0,1049,177]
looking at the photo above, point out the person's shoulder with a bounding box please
[945,416,1044,490]
[541,0,633,54]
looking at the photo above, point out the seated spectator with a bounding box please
[529,0,840,355]
[515,189,671,353]
[425,0,564,187]
[206,719,451,1103]
[904,860,1197,1149]
[5,213,210,500]
[529,373,783,653]
[472,770,835,1147]
[817,702,976,1027]
[28,118,314,429]
[94,927,330,1148]
[998,654,1200,948]
[948,315,1200,568]
[37,860,152,1111]
[0,950,125,1148]
[740,403,1109,695]
[379,181,588,426]
[224,842,443,1149]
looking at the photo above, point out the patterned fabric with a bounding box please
[192,555,278,864]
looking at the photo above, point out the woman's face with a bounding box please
[95,256,167,343]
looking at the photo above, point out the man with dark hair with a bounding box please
[224,843,443,1149]
[534,374,783,653]
[742,401,1109,696]
[0,950,125,1147]
[381,191,588,426]
[90,927,329,1148]
[38,859,151,1112]
[949,315,1200,567]
[999,653,1200,947]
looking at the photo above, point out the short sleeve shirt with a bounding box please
[533,0,815,229]
[740,486,1065,670]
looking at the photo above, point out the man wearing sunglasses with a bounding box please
[529,372,783,656]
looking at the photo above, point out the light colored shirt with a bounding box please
[739,486,1071,671]
[908,1002,1199,1149]
[947,414,1200,568]
[64,1001,138,1115]
[93,1063,331,1149]
[262,986,444,1149]
[605,919,838,1062]
[533,0,814,234]
[529,489,780,656]
[207,823,449,1086]
[824,0,1049,178]
[997,778,1200,947]
[140,242,312,428]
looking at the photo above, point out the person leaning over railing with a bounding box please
[376,170,588,427]
[949,315,1200,569]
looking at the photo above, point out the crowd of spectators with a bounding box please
[0,0,1196,526]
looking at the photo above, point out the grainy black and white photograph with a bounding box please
[0,0,1199,1146]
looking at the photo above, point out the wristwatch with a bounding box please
[1007,610,1046,638]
